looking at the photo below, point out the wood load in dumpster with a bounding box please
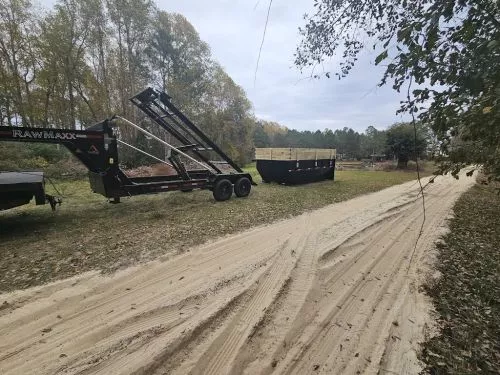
[255,148,336,184]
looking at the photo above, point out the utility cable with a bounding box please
[406,75,426,274]
[254,0,273,87]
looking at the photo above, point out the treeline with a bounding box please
[255,121,432,169]
[0,0,431,172]
[0,0,254,165]
[255,122,390,160]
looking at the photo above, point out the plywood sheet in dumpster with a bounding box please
[255,148,336,161]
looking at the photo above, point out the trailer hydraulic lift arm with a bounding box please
[130,87,244,174]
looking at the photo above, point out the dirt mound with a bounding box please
[124,163,177,177]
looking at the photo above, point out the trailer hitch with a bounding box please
[46,194,62,211]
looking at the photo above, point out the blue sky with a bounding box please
[40,0,411,132]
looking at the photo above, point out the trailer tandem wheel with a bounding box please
[234,177,251,198]
[213,179,233,201]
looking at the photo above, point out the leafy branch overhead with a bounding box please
[296,0,500,179]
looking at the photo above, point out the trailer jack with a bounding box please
[46,194,62,211]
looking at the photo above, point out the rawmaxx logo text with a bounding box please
[12,129,77,140]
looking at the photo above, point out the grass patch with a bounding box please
[0,167,429,292]
[420,183,500,374]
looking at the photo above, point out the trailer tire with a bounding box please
[213,179,233,201]
[234,177,251,198]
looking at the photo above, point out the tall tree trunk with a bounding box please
[43,89,51,127]
[67,76,76,129]
[125,26,137,122]
[116,23,127,117]
[5,98,12,126]
[76,83,97,122]
[97,27,111,114]
[397,155,409,169]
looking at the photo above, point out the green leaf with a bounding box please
[375,50,388,65]
[487,40,498,49]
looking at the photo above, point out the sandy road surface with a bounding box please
[0,173,474,375]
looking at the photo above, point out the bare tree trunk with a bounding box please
[397,155,409,169]
[96,13,111,115]
[75,83,97,122]
[43,89,51,127]
[67,76,76,129]
[117,23,127,117]
[5,99,12,126]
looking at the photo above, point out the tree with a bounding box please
[386,123,427,169]
[37,0,99,129]
[253,122,270,147]
[80,0,113,117]
[202,64,255,165]
[0,0,38,126]
[361,126,387,159]
[0,1,260,166]
[107,0,153,119]
[295,0,500,179]
[331,127,362,159]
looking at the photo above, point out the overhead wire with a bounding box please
[406,75,427,274]
[254,0,273,87]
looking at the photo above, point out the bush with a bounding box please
[373,160,432,172]
[0,143,87,179]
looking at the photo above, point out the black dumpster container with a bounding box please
[255,148,336,184]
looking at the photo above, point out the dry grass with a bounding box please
[0,166,431,292]
[420,182,500,374]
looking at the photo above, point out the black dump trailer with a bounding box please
[0,88,253,210]
[254,148,336,184]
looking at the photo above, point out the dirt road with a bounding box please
[0,173,474,374]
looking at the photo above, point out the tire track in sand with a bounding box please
[0,173,474,375]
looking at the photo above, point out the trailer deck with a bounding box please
[0,171,46,210]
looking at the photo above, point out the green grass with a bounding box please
[0,167,429,292]
[420,183,500,374]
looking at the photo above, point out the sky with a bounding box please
[40,0,411,133]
